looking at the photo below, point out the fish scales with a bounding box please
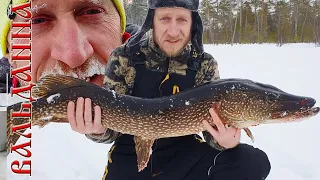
[99,91,215,139]
[6,74,320,172]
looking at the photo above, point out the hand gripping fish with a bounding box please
[6,74,319,172]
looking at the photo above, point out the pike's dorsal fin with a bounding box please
[134,136,155,172]
[243,128,255,143]
[32,74,96,98]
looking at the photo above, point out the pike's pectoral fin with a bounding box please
[133,136,154,172]
[243,128,255,143]
[32,74,97,98]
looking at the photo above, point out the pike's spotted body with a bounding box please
[7,74,319,172]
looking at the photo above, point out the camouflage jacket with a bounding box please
[0,57,13,93]
[86,33,226,151]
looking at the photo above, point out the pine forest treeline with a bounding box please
[124,0,320,46]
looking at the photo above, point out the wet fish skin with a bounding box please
[6,74,319,172]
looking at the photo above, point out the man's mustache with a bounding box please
[39,56,106,80]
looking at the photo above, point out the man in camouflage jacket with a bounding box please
[84,0,271,179]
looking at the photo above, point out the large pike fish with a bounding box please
[6,74,319,172]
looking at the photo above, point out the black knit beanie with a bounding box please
[126,0,204,55]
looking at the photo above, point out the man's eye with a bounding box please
[32,18,47,24]
[160,17,170,21]
[81,8,104,15]
[178,18,187,22]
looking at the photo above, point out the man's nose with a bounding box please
[167,21,180,38]
[51,18,93,69]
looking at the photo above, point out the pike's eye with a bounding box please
[266,93,279,102]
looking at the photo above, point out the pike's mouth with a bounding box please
[85,74,104,87]
[270,107,319,122]
[271,102,319,120]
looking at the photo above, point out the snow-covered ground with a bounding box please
[2,43,320,180]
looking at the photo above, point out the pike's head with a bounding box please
[218,80,319,127]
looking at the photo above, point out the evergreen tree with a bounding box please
[122,0,320,45]
[124,0,148,26]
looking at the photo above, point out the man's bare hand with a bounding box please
[67,97,106,134]
[203,107,240,149]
